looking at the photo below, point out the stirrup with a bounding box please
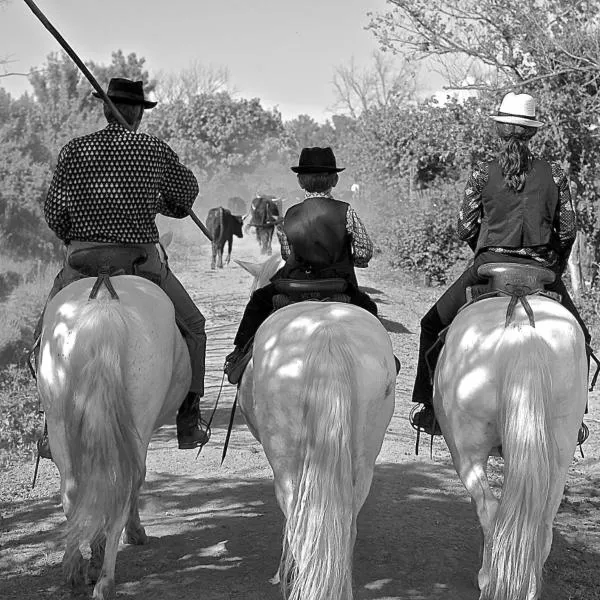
[409,404,442,436]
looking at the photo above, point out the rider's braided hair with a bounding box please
[496,122,538,192]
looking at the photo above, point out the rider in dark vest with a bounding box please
[411,92,591,437]
[224,147,378,376]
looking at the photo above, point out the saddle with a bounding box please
[272,278,350,309]
[68,245,149,277]
[466,262,559,304]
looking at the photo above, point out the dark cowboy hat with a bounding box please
[92,77,157,109]
[291,147,345,173]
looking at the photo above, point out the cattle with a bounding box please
[247,195,281,255]
[227,196,247,215]
[205,207,244,269]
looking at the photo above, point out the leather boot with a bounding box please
[176,392,210,449]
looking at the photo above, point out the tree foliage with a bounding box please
[146,91,290,181]
[332,51,417,117]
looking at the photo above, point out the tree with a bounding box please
[154,61,231,104]
[284,114,336,150]
[332,51,416,117]
[369,0,600,94]
[28,50,155,154]
[146,91,289,182]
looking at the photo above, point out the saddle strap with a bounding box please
[88,268,119,300]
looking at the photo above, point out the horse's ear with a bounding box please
[160,231,174,249]
[234,259,263,277]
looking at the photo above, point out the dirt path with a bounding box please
[1,230,599,600]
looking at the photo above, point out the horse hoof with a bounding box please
[123,527,149,545]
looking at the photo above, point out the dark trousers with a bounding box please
[412,251,591,404]
[233,283,378,348]
[34,242,206,395]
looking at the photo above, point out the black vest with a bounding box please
[475,159,560,255]
[277,196,356,285]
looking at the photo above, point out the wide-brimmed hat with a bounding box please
[291,147,345,173]
[490,92,543,128]
[92,77,157,109]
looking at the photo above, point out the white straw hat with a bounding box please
[490,92,544,128]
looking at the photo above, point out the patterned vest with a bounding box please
[475,158,560,255]
[277,196,356,285]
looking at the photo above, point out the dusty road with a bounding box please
[1,227,599,599]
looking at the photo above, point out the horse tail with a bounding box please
[62,298,143,580]
[281,323,355,600]
[484,324,553,600]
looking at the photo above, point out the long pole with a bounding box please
[22,0,213,242]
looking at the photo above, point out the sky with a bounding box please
[0,0,446,122]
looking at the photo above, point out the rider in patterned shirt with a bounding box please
[37,78,209,453]
[224,147,378,378]
[410,92,591,437]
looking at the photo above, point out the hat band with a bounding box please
[497,110,537,121]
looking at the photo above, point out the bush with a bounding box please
[0,259,59,368]
[0,365,41,465]
[387,181,471,285]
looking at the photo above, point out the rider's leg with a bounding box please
[411,260,483,434]
[225,284,277,371]
[159,265,209,449]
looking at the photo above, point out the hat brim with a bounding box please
[92,91,157,109]
[490,115,543,128]
[291,166,345,173]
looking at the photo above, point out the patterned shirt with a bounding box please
[45,122,199,244]
[276,191,374,267]
[457,160,576,267]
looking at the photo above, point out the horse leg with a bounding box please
[218,246,224,269]
[270,473,295,587]
[91,516,126,600]
[123,466,148,545]
[452,449,498,594]
[59,470,88,590]
[211,243,216,270]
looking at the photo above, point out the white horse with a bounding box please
[434,293,588,600]
[37,275,190,599]
[235,255,396,600]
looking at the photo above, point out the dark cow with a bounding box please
[247,195,280,255]
[227,196,247,215]
[205,207,243,269]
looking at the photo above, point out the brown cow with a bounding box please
[205,207,243,269]
[247,195,280,255]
